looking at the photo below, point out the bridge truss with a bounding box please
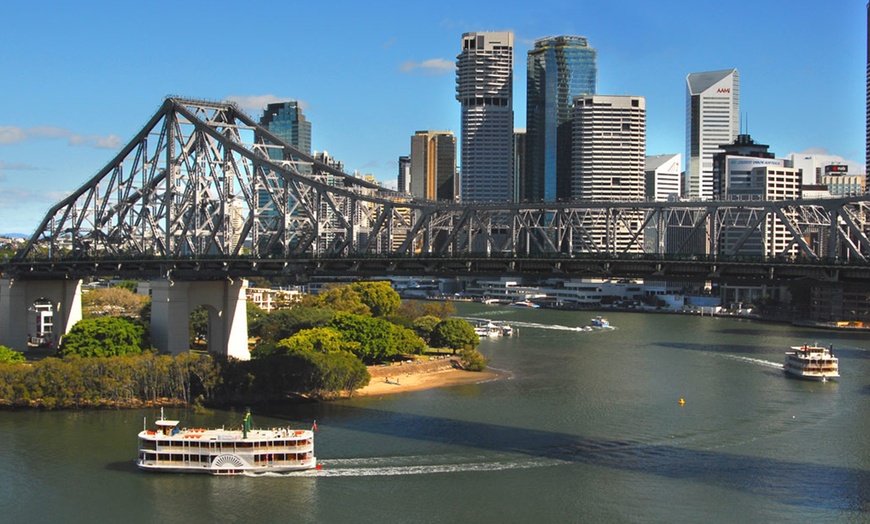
[7,98,870,282]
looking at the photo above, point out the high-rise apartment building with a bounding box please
[456,31,514,202]
[526,36,597,202]
[685,69,739,200]
[572,95,646,253]
[409,131,456,201]
[572,95,646,201]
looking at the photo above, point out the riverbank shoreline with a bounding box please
[354,358,502,397]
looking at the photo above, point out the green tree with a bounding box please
[112,280,139,293]
[304,284,370,315]
[328,312,396,363]
[189,305,209,345]
[392,323,427,355]
[350,281,401,317]
[431,318,479,354]
[60,317,147,358]
[276,327,347,354]
[396,299,456,321]
[254,306,334,343]
[459,348,489,371]
[0,345,25,364]
[246,301,267,337]
[412,315,442,342]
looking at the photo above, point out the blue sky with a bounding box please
[0,0,866,233]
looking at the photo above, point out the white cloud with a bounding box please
[0,160,38,171]
[0,125,120,149]
[0,126,27,144]
[224,94,310,114]
[399,58,454,75]
[68,133,123,149]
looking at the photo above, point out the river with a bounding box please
[1,304,868,522]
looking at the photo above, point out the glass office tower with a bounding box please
[526,36,596,202]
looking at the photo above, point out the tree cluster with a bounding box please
[0,352,220,409]
[60,317,149,358]
[82,286,149,320]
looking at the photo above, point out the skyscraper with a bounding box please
[257,100,313,252]
[397,156,411,194]
[456,31,514,202]
[685,69,739,200]
[526,36,597,202]
[259,101,312,163]
[866,2,869,175]
[572,95,646,253]
[572,95,646,201]
[409,130,456,201]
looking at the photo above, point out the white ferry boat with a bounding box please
[590,316,611,328]
[783,343,839,382]
[473,319,513,337]
[137,409,317,475]
[510,300,540,309]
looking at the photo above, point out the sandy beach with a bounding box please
[354,363,501,397]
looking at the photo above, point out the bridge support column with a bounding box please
[149,278,249,360]
[0,278,82,351]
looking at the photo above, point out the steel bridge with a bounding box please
[2,97,870,357]
[3,97,870,285]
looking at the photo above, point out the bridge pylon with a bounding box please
[0,278,82,351]
[149,278,249,360]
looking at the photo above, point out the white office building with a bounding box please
[456,31,514,202]
[572,95,646,253]
[685,69,739,200]
[645,154,681,201]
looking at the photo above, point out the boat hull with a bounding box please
[136,457,317,475]
[783,367,840,382]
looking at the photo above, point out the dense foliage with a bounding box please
[253,306,335,344]
[328,312,424,363]
[0,345,25,364]
[60,317,149,358]
[82,287,149,320]
[221,350,370,402]
[302,285,370,315]
[459,348,489,372]
[349,281,401,317]
[395,299,456,321]
[430,318,479,354]
[189,305,210,344]
[0,352,220,409]
[412,315,442,343]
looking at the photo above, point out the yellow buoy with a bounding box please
[679,398,685,405]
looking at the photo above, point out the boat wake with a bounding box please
[250,453,564,477]
[506,320,613,333]
[719,354,783,370]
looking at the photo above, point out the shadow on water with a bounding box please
[256,404,870,512]
[106,460,140,473]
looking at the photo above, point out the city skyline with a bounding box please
[0,0,865,232]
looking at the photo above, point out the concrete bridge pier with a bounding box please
[0,278,83,351]
[149,278,250,360]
